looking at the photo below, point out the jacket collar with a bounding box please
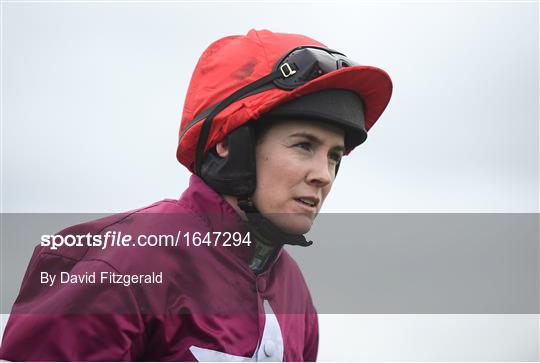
[180,174,282,269]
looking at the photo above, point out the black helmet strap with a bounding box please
[237,197,313,248]
[200,124,257,197]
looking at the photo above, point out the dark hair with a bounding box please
[251,116,282,145]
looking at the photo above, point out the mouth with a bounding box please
[294,197,320,212]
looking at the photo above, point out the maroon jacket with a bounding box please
[0,175,318,361]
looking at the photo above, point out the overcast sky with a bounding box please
[2,1,537,213]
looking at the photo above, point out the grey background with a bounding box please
[1,0,538,361]
[2,213,538,314]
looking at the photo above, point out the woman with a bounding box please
[0,29,392,361]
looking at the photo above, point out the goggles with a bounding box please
[273,46,357,90]
[190,46,359,175]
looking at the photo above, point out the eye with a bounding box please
[295,142,313,152]
[329,151,342,164]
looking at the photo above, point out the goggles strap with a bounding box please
[195,69,284,175]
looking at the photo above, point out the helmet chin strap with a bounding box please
[237,196,313,248]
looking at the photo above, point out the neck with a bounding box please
[221,194,279,274]
[222,194,248,221]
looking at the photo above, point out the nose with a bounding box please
[305,152,333,187]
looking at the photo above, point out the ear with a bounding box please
[215,139,229,158]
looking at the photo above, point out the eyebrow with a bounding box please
[288,132,346,153]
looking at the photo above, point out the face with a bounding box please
[251,119,345,235]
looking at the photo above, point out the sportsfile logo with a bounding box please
[40,231,252,250]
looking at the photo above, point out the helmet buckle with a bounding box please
[279,63,297,78]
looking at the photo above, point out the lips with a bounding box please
[294,196,320,211]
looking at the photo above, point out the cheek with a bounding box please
[254,152,301,211]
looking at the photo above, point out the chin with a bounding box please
[267,214,314,235]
